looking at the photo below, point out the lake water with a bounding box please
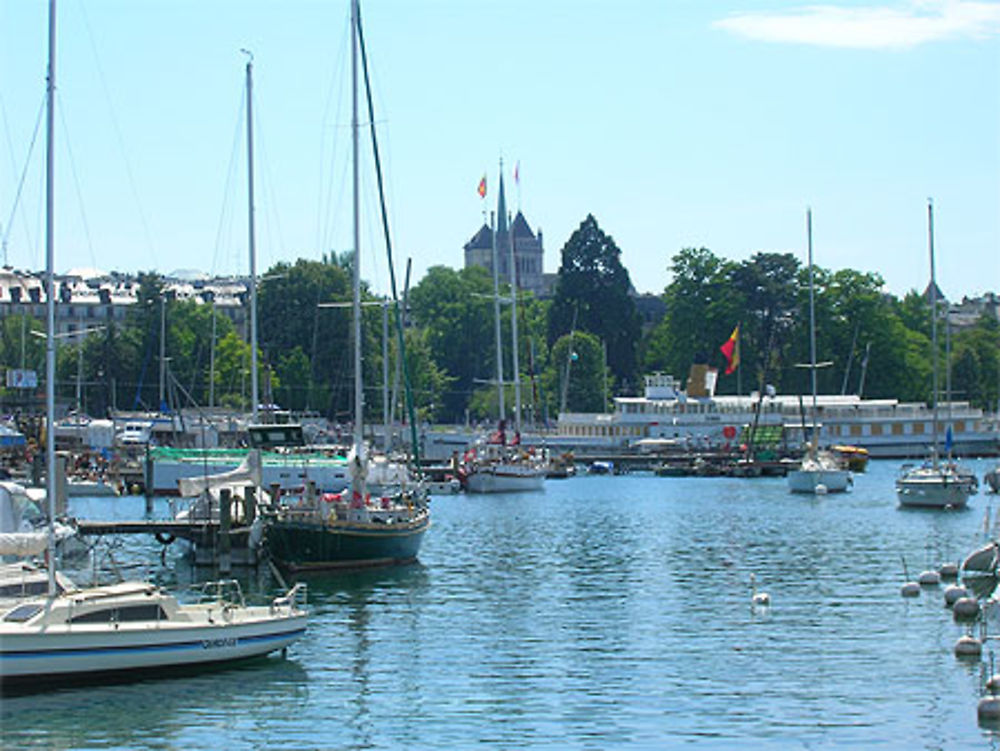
[4,458,1000,749]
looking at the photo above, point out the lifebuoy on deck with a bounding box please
[155,531,176,546]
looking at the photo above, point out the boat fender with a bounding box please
[155,531,176,546]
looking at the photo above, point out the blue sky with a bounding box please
[1,0,997,300]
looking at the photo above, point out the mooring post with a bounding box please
[144,445,153,514]
[219,487,232,575]
[244,485,256,526]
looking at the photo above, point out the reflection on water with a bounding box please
[3,460,1000,748]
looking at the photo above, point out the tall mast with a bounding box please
[807,208,817,455]
[351,0,363,451]
[244,50,259,423]
[491,204,505,423]
[44,0,57,594]
[501,164,522,432]
[928,198,939,464]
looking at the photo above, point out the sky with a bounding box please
[0,0,997,301]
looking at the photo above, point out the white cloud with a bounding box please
[714,0,1000,49]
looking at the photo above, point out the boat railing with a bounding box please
[271,582,307,614]
[193,578,246,608]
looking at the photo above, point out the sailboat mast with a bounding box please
[351,0,363,451]
[44,0,57,595]
[928,198,939,460]
[491,206,505,422]
[244,52,259,424]
[807,208,818,451]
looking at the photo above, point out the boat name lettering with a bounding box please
[202,637,238,649]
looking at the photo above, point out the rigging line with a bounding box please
[254,111,287,266]
[56,92,98,270]
[76,0,158,268]
[317,14,351,261]
[210,84,246,278]
[1,95,46,265]
[356,3,420,463]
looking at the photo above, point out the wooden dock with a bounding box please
[75,519,261,567]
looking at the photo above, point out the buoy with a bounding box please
[939,562,960,580]
[986,674,1000,694]
[918,570,941,586]
[979,696,1000,724]
[953,597,981,621]
[750,574,770,607]
[955,634,983,658]
[944,584,969,607]
[901,581,921,597]
[815,483,828,495]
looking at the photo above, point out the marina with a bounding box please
[4,460,1000,747]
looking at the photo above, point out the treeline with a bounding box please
[2,215,998,422]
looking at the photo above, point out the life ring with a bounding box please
[155,531,176,546]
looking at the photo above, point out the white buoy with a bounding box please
[986,674,1000,694]
[918,570,941,586]
[901,581,921,597]
[815,483,828,495]
[979,696,1000,724]
[939,562,960,580]
[944,584,970,607]
[954,597,981,621]
[750,574,770,607]
[955,634,983,658]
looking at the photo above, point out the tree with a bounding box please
[645,247,741,388]
[548,214,641,394]
[408,265,497,422]
[543,331,607,413]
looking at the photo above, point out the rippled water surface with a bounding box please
[4,459,1000,749]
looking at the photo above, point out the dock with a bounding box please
[75,519,260,568]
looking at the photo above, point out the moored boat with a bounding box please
[0,578,307,687]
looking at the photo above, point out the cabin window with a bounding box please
[892,423,904,435]
[3,604,42,622]
[913,423,925,435]
[871,424,883,436]
[850,425,862,437]
[70,604,167,624]
[955,421,965,433]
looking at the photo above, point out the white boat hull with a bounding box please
[0,611,306,681]
[896,475,973,508]
[788,468,852,493]
[464,467,545,494]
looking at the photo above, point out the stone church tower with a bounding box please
[463,168,545,296]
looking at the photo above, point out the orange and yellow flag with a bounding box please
[720,325,740,375]
[477,175,487,198]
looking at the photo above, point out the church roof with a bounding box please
[922,280,948,305]
[464,224,492,251]
[511,211,535,239]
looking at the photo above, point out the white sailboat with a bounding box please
[0,1,306,688]
[461,166,545,494]
[896,200,976,509]
[787,209,852,494]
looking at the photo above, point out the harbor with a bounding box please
[5,460,1000,748]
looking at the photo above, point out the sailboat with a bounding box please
[459,165,546,494]
[260,0,429,571]
[787,209,852,494]
[0,0,306,688]
[896,201,977,509]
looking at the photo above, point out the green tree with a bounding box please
[543,331,607,413]
[548,215,641,394]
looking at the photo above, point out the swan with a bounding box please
[750,574,770,607]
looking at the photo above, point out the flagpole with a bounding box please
[736,322,742,397]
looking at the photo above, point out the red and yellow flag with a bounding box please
[720,325,740,375]
[477,175,487,198]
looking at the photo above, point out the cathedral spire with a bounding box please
[496,158,508,236]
